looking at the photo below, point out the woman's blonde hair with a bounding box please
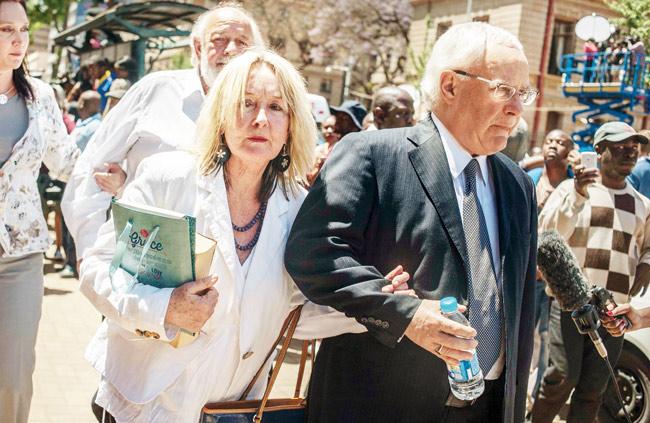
[196,48,316,201]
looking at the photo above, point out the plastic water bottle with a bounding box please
[440,296,485,401]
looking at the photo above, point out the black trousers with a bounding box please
[91,389,116,423]
[443,375,505,422]
[531,301,624,423]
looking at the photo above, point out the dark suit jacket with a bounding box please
[285,117,538,423]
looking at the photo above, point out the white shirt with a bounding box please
[431,112,504,380]
[61,69,205,259]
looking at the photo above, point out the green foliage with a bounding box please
[27,0,73,32]
[170,51,192,70]
[407,14,433,86]
[605,0,650,42]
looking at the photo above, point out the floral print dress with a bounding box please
[0,78,80,257]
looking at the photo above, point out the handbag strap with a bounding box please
[239,305,303,401]
[253,307,303,422]
[293,340,312,398]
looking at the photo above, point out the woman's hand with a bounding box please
[602,303,649,336]
[382,265,417,297]
[165,276,219,333]
[94,162,127,196]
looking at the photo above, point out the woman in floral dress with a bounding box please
[0,1,80,421]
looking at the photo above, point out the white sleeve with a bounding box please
[78,159,175,341]
[538,180,587,239]
[289,278,366,340]
[61,82,148,259]
[40,86,80,182]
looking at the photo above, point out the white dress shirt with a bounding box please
[431,112,504,380]
[61,69,205,259]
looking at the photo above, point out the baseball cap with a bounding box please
[330,100,368,130]
[593,121,649,147]
[106,79,131,99]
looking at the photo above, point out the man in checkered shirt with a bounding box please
[531,122,650,423]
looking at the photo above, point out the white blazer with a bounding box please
[79,151,363,422]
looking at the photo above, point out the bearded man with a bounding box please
[62,3,264,261]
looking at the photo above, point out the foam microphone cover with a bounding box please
[537,230,591,311]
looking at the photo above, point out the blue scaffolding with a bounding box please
[560,51,649,150]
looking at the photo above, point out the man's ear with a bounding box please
[193,38,202,60]
[439,71,457,103]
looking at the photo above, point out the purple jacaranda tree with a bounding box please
[244,0,413,97]
[308,0,413,96]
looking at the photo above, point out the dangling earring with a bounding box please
[274,144,291,172]
[216,139,230,165]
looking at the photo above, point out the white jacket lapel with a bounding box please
[248,188,290,272]
[237,188,292,356]
[195,170,242,285]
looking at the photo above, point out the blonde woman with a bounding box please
[79,48,413,422]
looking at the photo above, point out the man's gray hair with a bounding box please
[420,22,524,109]
[190,2,265,67]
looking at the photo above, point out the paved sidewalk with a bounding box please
[30,259,100,423]
[30,255,306,423]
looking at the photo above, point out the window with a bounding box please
[319,79,332,94]
[548,19,575,75]
[545,111,562,134]
[472,15,489,23]
[436,21,451,40]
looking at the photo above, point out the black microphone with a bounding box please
[538,230,634,423]
[571,304,608,358]
[537,231,612,359]
[537,230,631,326]
[536,230,591,311]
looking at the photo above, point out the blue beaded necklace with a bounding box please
[233,202,267,251]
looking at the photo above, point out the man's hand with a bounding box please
[165,276,219,333]
[94,162,127,196]
[573,163,599,198]
[382,265,417,297]
[404,299,477,366]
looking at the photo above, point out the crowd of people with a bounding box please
[580,34,646,84]
[33,52,138,279]
[2,0,650,422]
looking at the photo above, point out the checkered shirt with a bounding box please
[539,180,650,304]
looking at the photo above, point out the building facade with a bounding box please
[408,0,646,145]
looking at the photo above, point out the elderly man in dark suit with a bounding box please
[285,22,539,423]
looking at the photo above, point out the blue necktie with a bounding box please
[462,159,502,375]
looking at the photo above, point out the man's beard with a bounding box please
[200,52,222,89]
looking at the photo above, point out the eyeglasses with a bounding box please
[452,70,539,106]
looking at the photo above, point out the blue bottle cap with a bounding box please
[440,297,458,314]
